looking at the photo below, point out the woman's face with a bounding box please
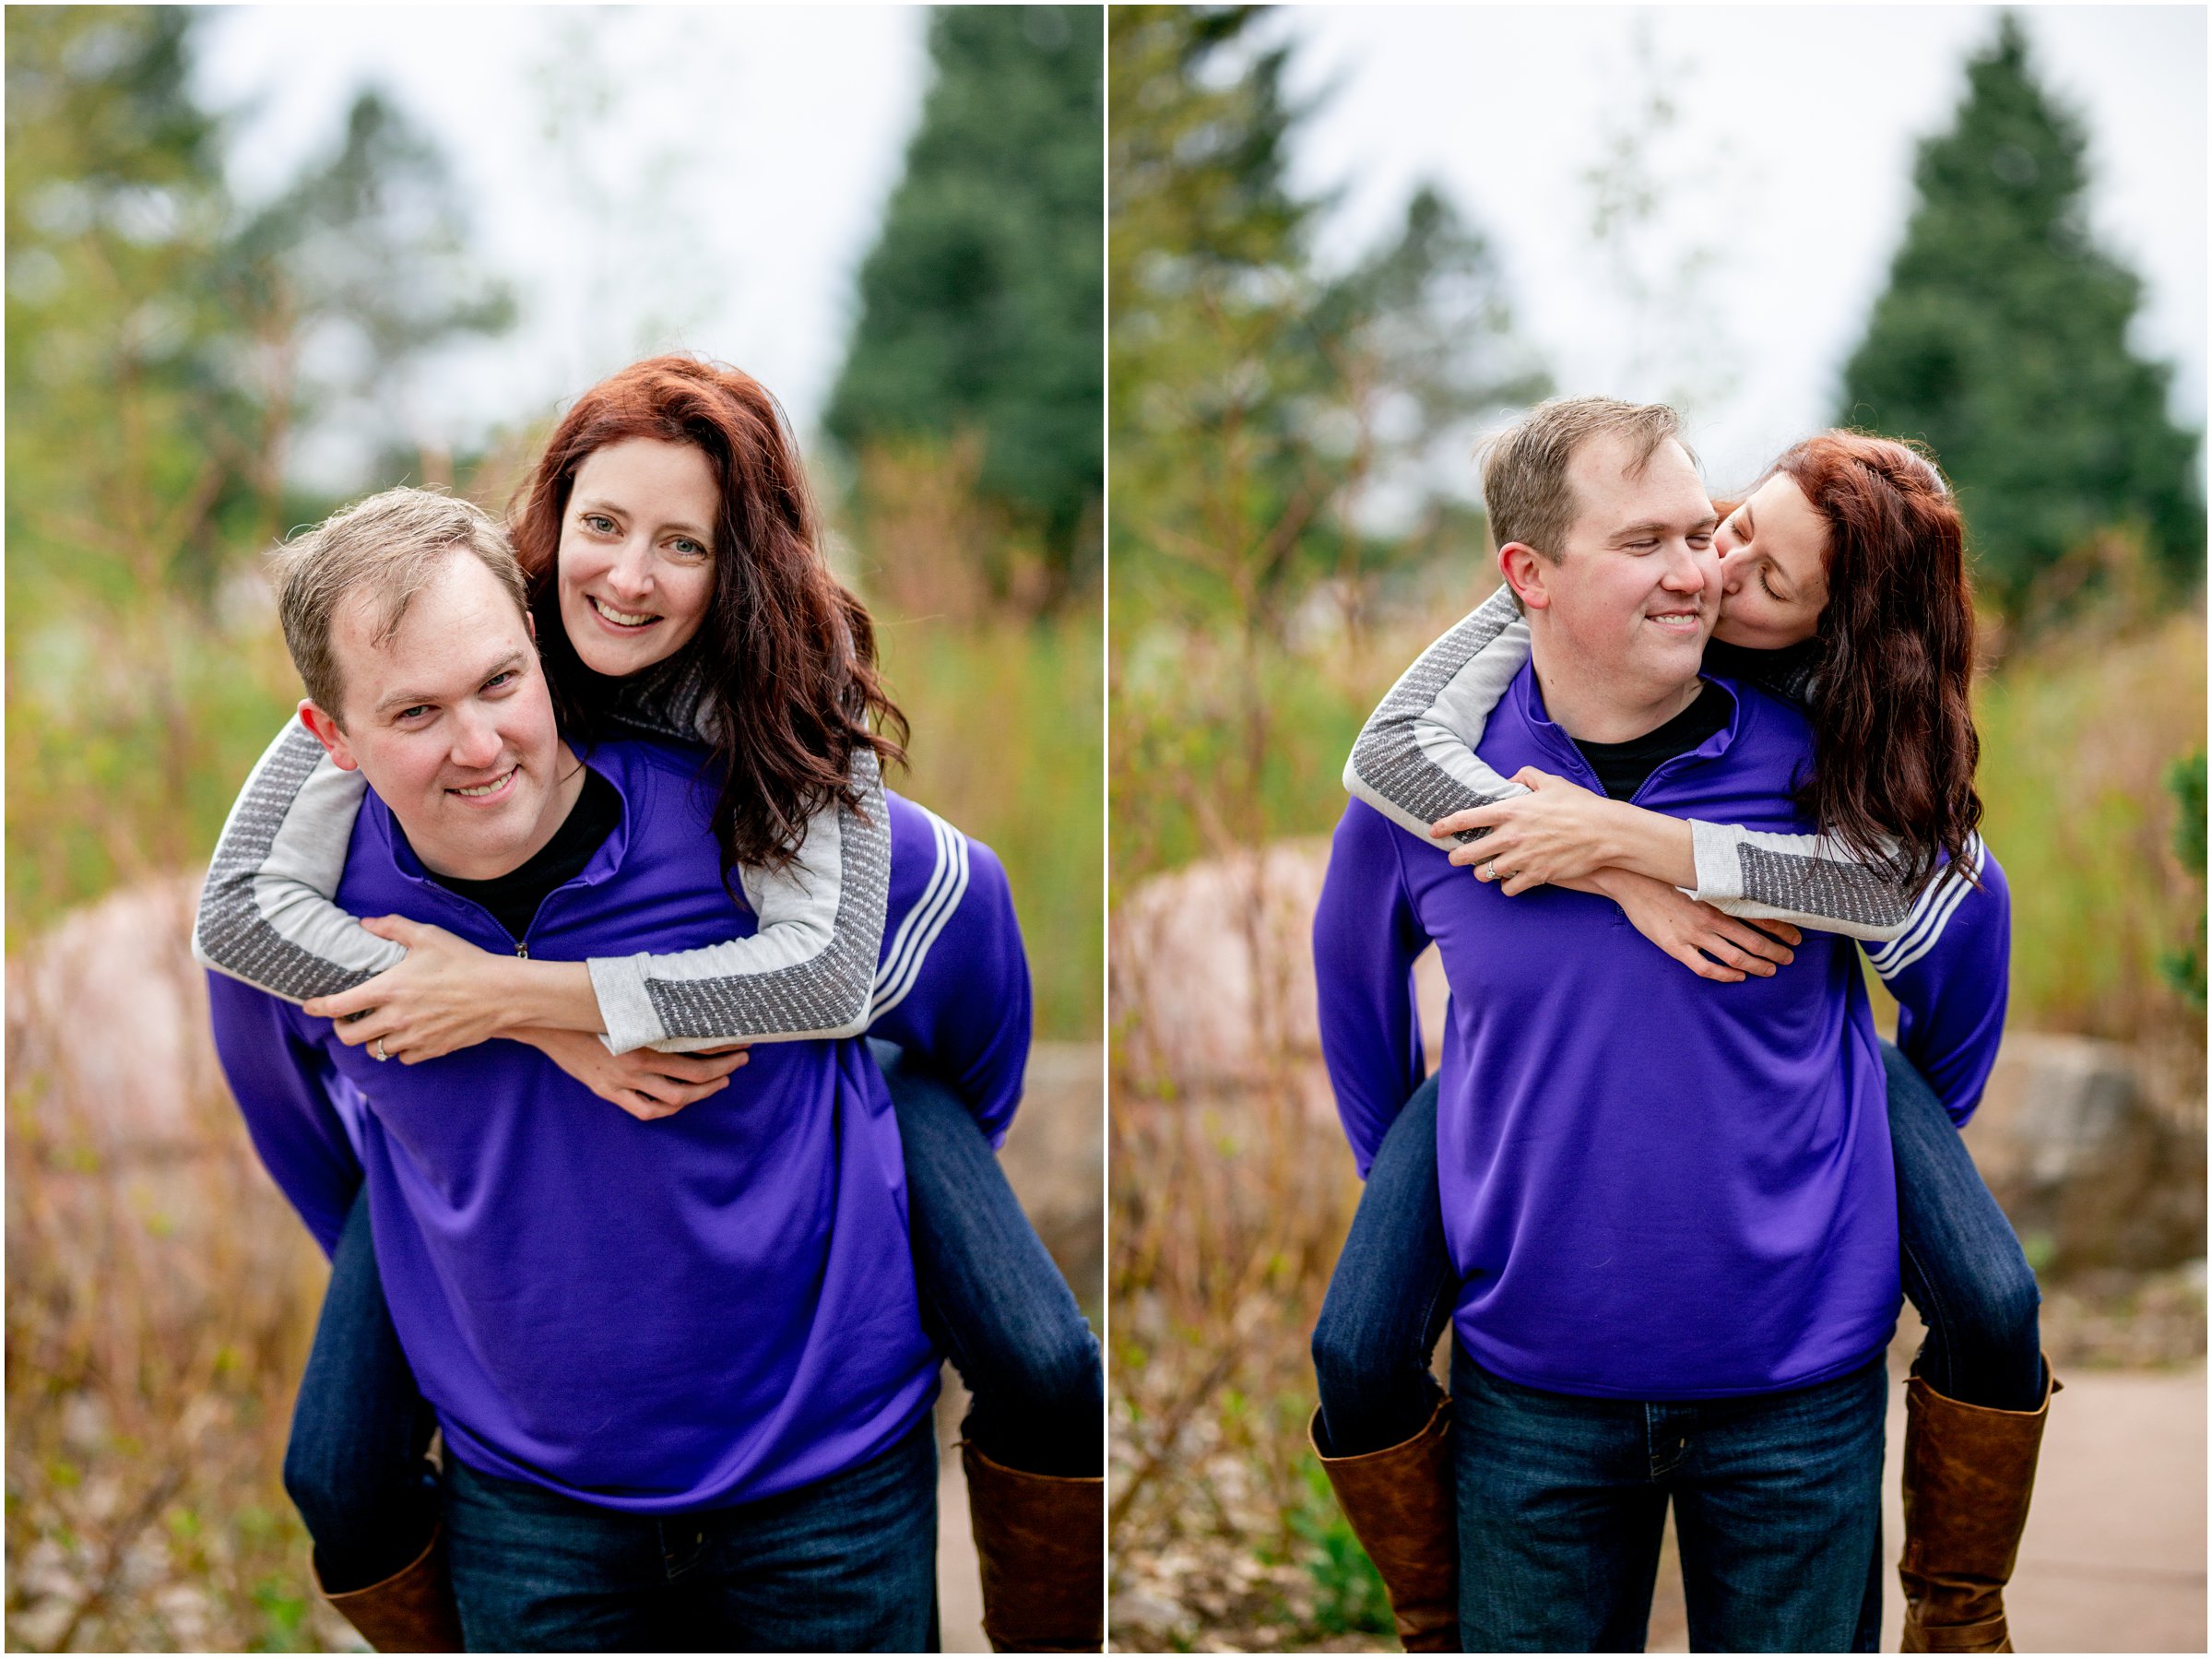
[556,437,721,679]
[1711,472,1829,650]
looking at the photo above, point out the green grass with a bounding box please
[879,607,1105,1038]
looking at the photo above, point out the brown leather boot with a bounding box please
[962,1441,1104,1652]
[318,1524,466,1652]
[1899,1366,2060,1654]
[1308,1399,1458,1653]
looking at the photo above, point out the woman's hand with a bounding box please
[1430,768,1634,894]
[1592,870,1802,984]
[304,917,542,1063]
[513,1027,751,1122]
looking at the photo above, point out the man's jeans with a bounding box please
[443,1415,937,1652]
[1453,1345,1887,1653]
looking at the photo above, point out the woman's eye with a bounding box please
[1757,571,1782,600]
[670,537,709,559]
[583,514,617,535]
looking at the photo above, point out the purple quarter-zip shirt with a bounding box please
[1313,664,2009,1400]
[209,734,1030,1510]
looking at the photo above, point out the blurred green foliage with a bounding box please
[1109,5,1542,636]
[1289,1459,1394,1637]
[828,6,1104,607]
[882,609,1104,1037]
[6,7,513,941]
[1109,5,1544,891]
[2160,748,2206,1011]
[1838,14,2204,614]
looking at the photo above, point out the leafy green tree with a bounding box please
[1837,14,2203,612]
[826,6,1103,605]
[6,7,511,923]
[1110,5,1543,639]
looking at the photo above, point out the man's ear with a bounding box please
[1499,541,1554,612]
[298,700,361,773]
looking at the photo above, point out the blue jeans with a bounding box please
[1311,1041,2044,1458]
[1453,1346,1887,1652]
[285,1048,1100,1590]
[443,1415,937,1652]
[284,1189,444,1592]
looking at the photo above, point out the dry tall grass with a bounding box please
[6,879,339,1652]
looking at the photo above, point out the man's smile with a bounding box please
[448,766,519,801]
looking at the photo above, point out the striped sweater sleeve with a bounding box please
[193,718,405,1001]
[586,747,890,1053]
[194,716,890,1053]
[1343,586,1533,840]
[1344,594,1923,941]
[1865,835,2009,1125]
[863,802,1030,1147]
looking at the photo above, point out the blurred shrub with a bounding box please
[881,606,1102,1040]
[6,892,334,1652]
[1288,1460,1393,1638]
[2159,747,2206,1011]
[1975,609,2206,1043]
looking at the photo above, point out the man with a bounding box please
[1311,399,2009,1651]
[207,489,1030,1650]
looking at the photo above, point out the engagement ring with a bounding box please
[373,1036,389,1062]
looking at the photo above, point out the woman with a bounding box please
[195,356,1102,1652]
[1315,431,2049,1653]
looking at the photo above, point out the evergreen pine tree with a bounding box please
[1837,14,2203,612]
[825,6,1103,602]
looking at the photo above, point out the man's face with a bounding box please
[1519,433,1719,694]
[301,551,570,882]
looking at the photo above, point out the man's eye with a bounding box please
[396,705,433,722]
[1689,533,1715,549]
[482,671,517,693]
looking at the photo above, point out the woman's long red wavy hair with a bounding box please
[510,355,906,876]
[1768,432,1982,888]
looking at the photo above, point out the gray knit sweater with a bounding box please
[1342,586,1922,940]
[191,651,890,1053]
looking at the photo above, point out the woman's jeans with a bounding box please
[1311,1040,2045,1461]
[285,1047,1102,1593]
[442,1416,937,1652]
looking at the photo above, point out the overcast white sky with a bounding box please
[1283,6,2207,495]
[191,6,2203,505]
[193,6,930,482]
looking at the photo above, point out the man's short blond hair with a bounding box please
[1480,397,1690,563]
[271,488,529,724]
